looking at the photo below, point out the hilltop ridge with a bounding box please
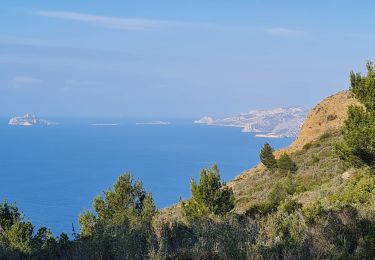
[280,91,361,154]
[228,90,360,210]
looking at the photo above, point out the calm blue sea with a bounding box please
[0,118,293,235]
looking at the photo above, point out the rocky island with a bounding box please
[8,113,55,126]
[194,106,307,138]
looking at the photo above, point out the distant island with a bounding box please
[8,113,55,126]
[136,121,171,125]
[194,107,307,138]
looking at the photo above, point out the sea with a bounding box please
[0,118,293,235]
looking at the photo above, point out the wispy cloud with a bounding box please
[61,80,103,92]
[34,10,213,30]
[264,27,306,37]
[0,36,59,47]
[12,76,42,89]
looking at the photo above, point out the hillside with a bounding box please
[153,88,375,258]
[158,90,360,220]
[280,91,360,154]
[228,91,360,210]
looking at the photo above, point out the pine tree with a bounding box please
[79,173,156,237]
[336,61,375,167]
[259,143,277,170]
[182,164,235,221]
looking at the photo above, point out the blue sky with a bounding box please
[1,0,374,117]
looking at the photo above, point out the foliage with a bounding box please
[79,172,156,238]
[0,201,73,259]
[182,164,235,221]
[302,201,325,224]
[0,201,33,255]
[278,153,298,173]
[156,216,258,259]
[259,144,297,173]
[259,142,277,170]
[1,162,375,259]
[350,61,375,110]
[330,168,375,206]
[336,106,375,167]
[336,61,375,168]
[319,132,332,141]
[302,142,313,150]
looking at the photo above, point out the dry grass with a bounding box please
[278,91,360,155]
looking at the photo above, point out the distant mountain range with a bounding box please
[194,107,308,138]
[8,114,55,126]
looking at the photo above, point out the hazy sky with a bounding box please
[1,0,374,117]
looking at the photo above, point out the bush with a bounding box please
[267,180,295,210]
[0,201,33,255]
[79,173,156,237]
[327,114,338,121]
[303,142,313,151]
[279,199,302,214]
[319,132,332,141]
[278,153,298,173]
[259,143,277,170]
[335,106,375,167]
[182,164,235,221]
[302,201,325,224]
[350,61,375,110]
[245,202,273,218]
[330,168,375,206]
[336,61,375,168]
[157,217,258,259]
[311,154,320,164]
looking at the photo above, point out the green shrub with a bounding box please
[182,164,235,221]
[302,201,325,223]
[259,143,277,170]
[319,132,332,141]
[267,181,294,210]
[350,61,375,110]
[279,199,302,214]
[277,153,298,173]
[303,142,313,151]
[157,217,258,259]
[0,201,33,255]
[336,61,375,168]
[311,154,320,164]
[330,169,375,206]
[245,203,273,218]
[79,173,156,237]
